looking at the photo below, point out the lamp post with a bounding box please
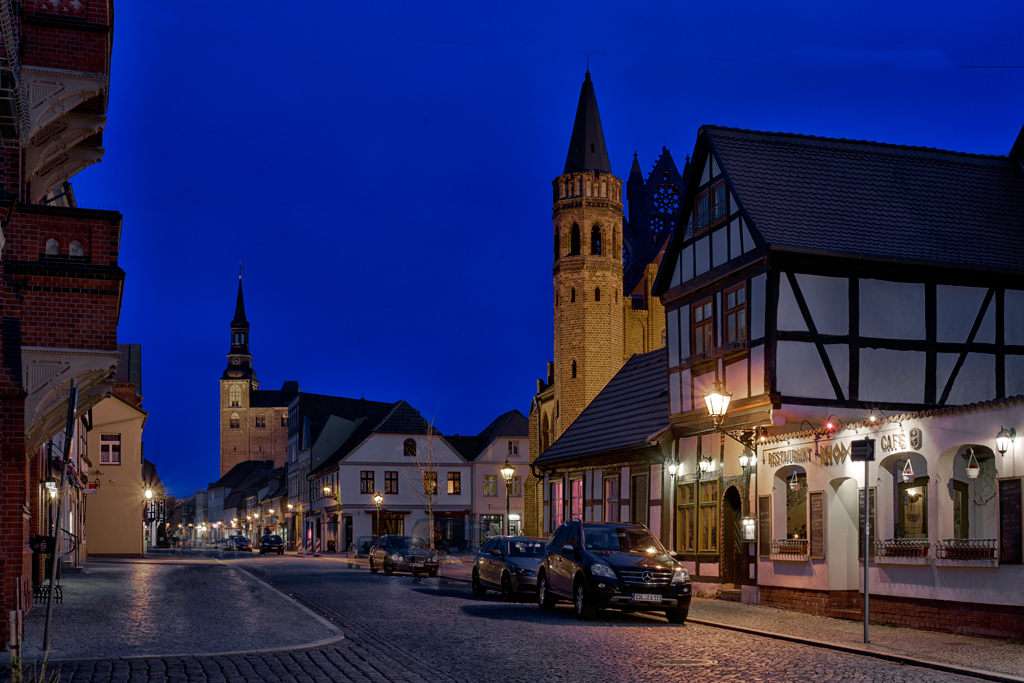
[372,491,384,538]
[500,460,516,536]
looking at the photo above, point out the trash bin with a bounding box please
[327,540,337,553]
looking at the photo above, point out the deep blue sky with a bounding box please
[71,1,1024,497]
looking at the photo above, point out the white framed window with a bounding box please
[229,385,241,407]
[100,434,121,465]
[483,475,497,497]
[510,476,521,497]
[508,440,519,456]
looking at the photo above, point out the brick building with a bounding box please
[524,72,687,535]
[218,279,295,476]
[0,0,122,646]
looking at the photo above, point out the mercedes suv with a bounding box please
[536,521,691,622]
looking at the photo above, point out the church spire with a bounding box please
[233,279,248,328]
[563,71,612,175]
[223,279,256,381]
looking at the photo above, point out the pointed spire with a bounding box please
[563,71,612,175]
[628,151,643,183]
[232,279,249,328]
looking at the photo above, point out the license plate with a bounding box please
[632,593,662,603]
[410,562,425,568]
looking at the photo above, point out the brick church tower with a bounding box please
[551,71,625,436]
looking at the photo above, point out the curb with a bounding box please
[688,618,1024,683]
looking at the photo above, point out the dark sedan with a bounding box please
[369,535,438,577]
[259,534,285,555]
[536,521,691,622]
[231,535,252,552]
[472,536,546,600]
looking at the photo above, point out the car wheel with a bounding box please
[383,560,394,576]
[471,569,486,596]
[500,573,514,602]
[537,574,556,611]
[369,558,378,574]
[665,607,689,624]
[279,549,284,555]
[573,579,597,620]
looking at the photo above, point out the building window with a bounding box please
[385,471,398,495]
[724,284,747,345]
[281,412,288,428]
[404,438,417,456]
[554,231,560,261]
[99,434,121,465]
[786,472,808,539]
[448,471,461,495]
[695,190,710,231]
[590,225,602,255]
[550,481,564,531]
[45,238,60,255]
[571,287,576,303]
[711,182,727,224]
[230,412,240,429]
[480,514,504,543]
[897,476,928,539]
[510,476,521,497]
[360,471,374,494]
[692,298,713,357]
[229,385,241,407]
[604,477,618,522]
[699,480,719,552]
[678,483,696,552]
[595,287,601,302]
[508,440,518,456]
[255,415,266,428]
[69,240,84,257]
[571,360,577,378]
[569,223,581,256]
[570,479,583,520]
[423,471,438,495]
[483,475,497,497]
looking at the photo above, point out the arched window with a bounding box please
[590,225,602,255]
[571,288,576,303]
[404,438,417,456]
[554,232,560,262]
[281,412,288,427]
[69,240,84,257]
[45,238,60,255]
[229,385,241,407]
[571,360,577,378]
[595,287,601,302]
[569,224,580,256]
[230,412,240,429]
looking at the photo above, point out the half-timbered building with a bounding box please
[652,125,1024,638]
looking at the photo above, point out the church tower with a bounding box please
[551,71,625,437]
[219,279,260,476]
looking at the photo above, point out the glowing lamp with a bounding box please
[667,462,679,477]
[144,487,153,500]
[996,427,1016,455]
[702,380,732,426]
[500,460,516,483]
[698,457,712,473]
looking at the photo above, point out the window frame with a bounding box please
[694,190,710,232]
[99,434,121,465]
[447,471,461,495]
[550,481,564,531]
[508,440,518,456]
[698,480,719,553]
[229,412,240,429]
[692,298,714,357]
[570,479,583,521]
[384,471,398,495]
[711,181,727,225]
[360,471,374,494]
[603,477,618,522]
[403,438,417,457]
[677,482,696,552]
[724,284,747,346]
[483,474,497,497]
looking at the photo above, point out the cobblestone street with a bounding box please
[10,554,1021,683]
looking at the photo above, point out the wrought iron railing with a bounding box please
[695,204,727,231]
[771,539,808,555]
[935,538,997,560]
[875,538,930,558]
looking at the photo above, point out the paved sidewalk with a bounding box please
[16,560,337,661]
[689,598,1024,681]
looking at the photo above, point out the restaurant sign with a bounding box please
[762,426,920,469]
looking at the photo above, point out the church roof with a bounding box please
[534,348,669,467]
[563,71,612,175]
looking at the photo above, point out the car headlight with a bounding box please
[590,562,616,579]
[671,566,689,584]
[518,568,536,577]
[391,553,402,561]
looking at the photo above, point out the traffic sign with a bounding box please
[851,438,875,462]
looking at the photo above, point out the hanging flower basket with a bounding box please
[965,448,981,480]
[901,458,915,484]
[788,470,800,491]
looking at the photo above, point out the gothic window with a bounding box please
[590,225,602,255]
[45,238,60,255]
[650,216,667,246]
[595,287,601,302]
[653,185,680,215]
[230,412,240,429]
[229,385,241,407]
[69,240,84,257]
[571,360,577,378]
[404,438,417,456]
[255,415,266,428]
[569,224,580,256]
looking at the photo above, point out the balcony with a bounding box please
[935,539,998,568]
[770,539,808,562]
[875,538,931,565]
[695,203,727,232]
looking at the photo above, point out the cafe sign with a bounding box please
[762,426,921,469]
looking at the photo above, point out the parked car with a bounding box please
[259,534,285,555]
[472,536,546,601]
[369,535,438,577]
[231,535,252,552]
[536,521,692,622]
[348,536,375,567]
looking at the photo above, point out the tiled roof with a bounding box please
[373,400,434,434]
[445,409,529,461]
[704,126,1024,272]
[534,348,669,467]
[210,459,273,490]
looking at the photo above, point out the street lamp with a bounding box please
[997,427,1016,455]
[144,487,153,500]
[372,491,384,538]
[667,461,679,477]
[500,459,516,536]
[703,380,732,427]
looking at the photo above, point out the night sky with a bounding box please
[70,1,1024,497]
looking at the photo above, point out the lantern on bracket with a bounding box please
[788,469,801,491]
[901,458,915,484]
[965,447,981,480]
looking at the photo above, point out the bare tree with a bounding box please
[404,422,442,549]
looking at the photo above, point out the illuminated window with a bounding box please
[229,385,241,407]
[508,440,518,456]
[483,475,497,497]
[724,285,747,345]
[692,299,713,356]
[678,483,696,552]
[550,481,564,531]
[510,476,521,497]
[385,471,398,495]
[423,472,437,495]
[699,480,719,552]
[281,412,288,428]
[786,472,808,539]
[570,479,583,520]
[447,471,461,495]
[100,434,121,465]
[255,415,266,428]
[897,477,928,539]
[230,412,240,429]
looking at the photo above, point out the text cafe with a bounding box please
[752,399,1024,640]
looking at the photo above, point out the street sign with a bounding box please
[851,438,875,462]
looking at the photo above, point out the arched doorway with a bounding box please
[723,485,743,585]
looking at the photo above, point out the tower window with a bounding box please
[569,224,580,256]
[229,385,241,408]
[590,225,602,255]
[404,438,417,456]
[230,412,240,429]
[281,413,288,427]
[571,288,576,303]
[571,360,577,378]
[69,240,84,257]
[554,232,560,262]
[255,415,266,428]
[45,238,60,255]
[595,287,601,302]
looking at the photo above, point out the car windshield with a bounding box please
[264,535,282,542]
[507,540,546,557]
[387,537,428,551]
[582,525,664,553]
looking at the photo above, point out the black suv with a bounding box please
[536,521,691,622]
[259,534,285,555]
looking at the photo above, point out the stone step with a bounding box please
[718,588,742,602]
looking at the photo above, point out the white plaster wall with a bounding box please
[859,349,925,404]
[825,345,849,398]
[695,237,709,276]
[743,225,757,253]
[667,308,679,366]
[750,273,766,341]
[729,220,741,260]
[860,280,925,339]
[678,304,690,359]
[712,227,728,268]
[796,274,848,336]
[777,341,833,398]
[472,438,529,523]
[936,285,986,343]
[750,346,765,397]
[945,353,996,405]
[777,276,806,331]
[669,370,681,414]
[680,368,692,412]
[682,246,694,282]
[725,358,748,400]
[1007,355,1024,396]
[1005,289,1024,345]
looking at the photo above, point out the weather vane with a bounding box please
[239,262,244,280]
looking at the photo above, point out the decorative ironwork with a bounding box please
[875,538,930,558]
[936,539,997,560]
[770,539,808,559]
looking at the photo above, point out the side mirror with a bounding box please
[562,544,577,553]
[489,548,503,557]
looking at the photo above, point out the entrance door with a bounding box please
[344,517,353,551]
[723,486,743,585]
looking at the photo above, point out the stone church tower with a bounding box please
[219,279,293,476]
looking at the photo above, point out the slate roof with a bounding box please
[249,381,301,408]
[210,459,274,490]
[445,409,529,461]
[534,348,669,467]
[563,71,612,174]
[705,126,1024,272]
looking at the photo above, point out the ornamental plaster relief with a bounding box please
[30,145,103,202]
[26,113,105,181]
[23,66,107,136]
